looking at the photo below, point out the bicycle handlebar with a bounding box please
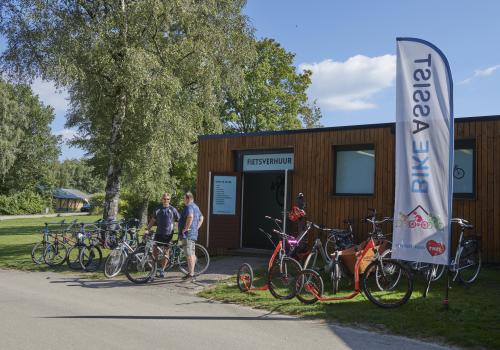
[451,218,474,229]
[265,216,282,224]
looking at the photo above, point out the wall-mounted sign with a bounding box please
[212,176,237,215]
[243,153,294,172]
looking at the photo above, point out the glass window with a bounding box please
[334,146,375,195]
[453,140,475,196]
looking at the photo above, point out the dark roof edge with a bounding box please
[198,115,500,141]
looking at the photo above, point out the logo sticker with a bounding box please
[426,240,446,256]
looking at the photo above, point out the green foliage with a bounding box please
[0,191,51,215]
[301,100,323,129]
[0,80,60,194]
[52,159,105,194]
[0,0,255,219]
[221,38,321,132]
[89,192,127,216]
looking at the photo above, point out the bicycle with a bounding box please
[65,222,102,271]
[124,232,210,284]
[103,219,141,278]
[295,211,413,308]
[236,216,308,300]
[32,220,76,265]
[420,218,481,296]
[302,220,356,294]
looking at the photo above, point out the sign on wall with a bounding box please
[243,153,294,172]
[392,38,453,265]
[212,176,237,215]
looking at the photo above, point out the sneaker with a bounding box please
[157,269,165,278]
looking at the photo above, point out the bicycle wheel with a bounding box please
[104,248,125,278]
[177,243,210,276]
[237,263,254,292]
[457,245,481,285]
[325,237,337,258]
[267,257,302,300]
[31,241,47,265]
[331,261,341,294]
[362,259,413,308]
[423,266,433,298]
[66,245,84,270]
[303,250,321,271]
[295,269,324,305]
[124,248,156,284]
[79,245,103,272]
[44,242,68,266]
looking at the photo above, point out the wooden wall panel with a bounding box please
[197,117,500,262]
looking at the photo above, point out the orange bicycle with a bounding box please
[237,216,312,299]
[295,211,413,308]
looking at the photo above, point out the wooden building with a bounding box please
[53,188,90,212]
[196,115,500,263]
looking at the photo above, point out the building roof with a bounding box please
[198,114,500,141]
[53,188,90,201]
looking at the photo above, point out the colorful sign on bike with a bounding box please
[392,38,453,265]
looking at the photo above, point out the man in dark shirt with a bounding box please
[178,191,204,280]
[145,192,180,277]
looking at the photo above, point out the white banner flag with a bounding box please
[392,38,453,265]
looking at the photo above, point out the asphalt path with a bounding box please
[0,269,454,350]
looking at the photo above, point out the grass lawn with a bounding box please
[199,266,500,349]
[0,214,104,271]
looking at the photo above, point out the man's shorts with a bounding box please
[182,239,196,256]
[154,234,173,246]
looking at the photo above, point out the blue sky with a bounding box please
[3,0,500,159]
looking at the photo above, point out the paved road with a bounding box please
[0,269,454,350]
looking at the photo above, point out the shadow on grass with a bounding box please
[0,225,44,236]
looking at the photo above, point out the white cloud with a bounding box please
[299,54,396,111]
[55,128,77,142]
[30,79,69,115]
[459,64,500,85]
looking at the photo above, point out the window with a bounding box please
[333,145,375,195]
[453,139,475,197]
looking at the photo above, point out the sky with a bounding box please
[3,0,500,159]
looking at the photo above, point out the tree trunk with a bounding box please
[138,198,149,225]
[103,91,126,220]
[103,160,122,220]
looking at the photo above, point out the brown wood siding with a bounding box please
[197,117,500,263]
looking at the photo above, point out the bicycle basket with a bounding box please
[340,240,389,274]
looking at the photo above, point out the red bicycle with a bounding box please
[237,216,312,299]
[295,212,413,308]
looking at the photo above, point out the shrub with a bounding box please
[0,191,51,215]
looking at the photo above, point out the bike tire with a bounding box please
[295,269,324,305]
[237,263,254,292]
[124,248,156,284]
[31,241,47,265]
[423,267,433,298]
[362,259,413,309]
[267,257,302,300]
[79,245,103,272]
[66,245,84,270]
[332,261,340,295]
[44,242,68,266]
[177,243,210,276]
[457,246,481,285]
[303,250,320,271]
[104,248,125,278]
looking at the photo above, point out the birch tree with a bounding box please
[0,0,254,218]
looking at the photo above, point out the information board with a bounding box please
[212,176,237,215]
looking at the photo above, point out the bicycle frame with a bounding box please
[304,237,378,301]
[239,240,284,292]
